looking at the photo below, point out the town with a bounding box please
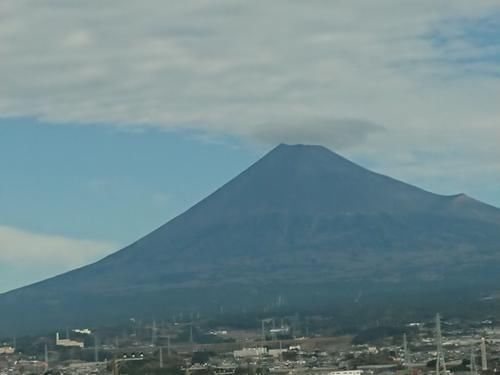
[1,313,499,375]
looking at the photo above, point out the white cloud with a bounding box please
[0,1,499,183]
[0,225,117,292]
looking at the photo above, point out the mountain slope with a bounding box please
[2,144,500,334]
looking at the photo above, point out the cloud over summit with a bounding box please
[0,1,499,173]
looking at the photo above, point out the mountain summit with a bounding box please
[2,144,500,333]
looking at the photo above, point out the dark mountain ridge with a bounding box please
[2,144,500,334]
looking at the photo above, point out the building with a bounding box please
[0,346,15,355]
[328,371,363,375]
[234,347,267,358]
[268,348,286,358]
[56,332,84,348]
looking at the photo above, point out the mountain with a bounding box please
[2,144,500,334]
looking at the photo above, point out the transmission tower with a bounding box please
[403,333,411,375]
[435,313,447,375]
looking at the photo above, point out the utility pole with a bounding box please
[293,313,300,338]
[113,356,118,375]
[152,319,157,346]
[272,318,276,341]
[159,346,164,368]
[481,337,488,371]
[94,334,99,362]
[261,320,265,346]
[44,342,49,369]
[470,347,477,375]
[167,335,171,356]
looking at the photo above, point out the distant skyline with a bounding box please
[1,1,500,292]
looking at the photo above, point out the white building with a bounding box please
[269,327,289,335]
[328,371,363,375]
[234,347,267,358]
[0,346,15,354]
[56,332,84,348]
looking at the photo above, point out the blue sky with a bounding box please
[0,1,499,292]
[0,119,259,243]
[0,120,262,292]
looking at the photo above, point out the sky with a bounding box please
[0,1,499,292]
